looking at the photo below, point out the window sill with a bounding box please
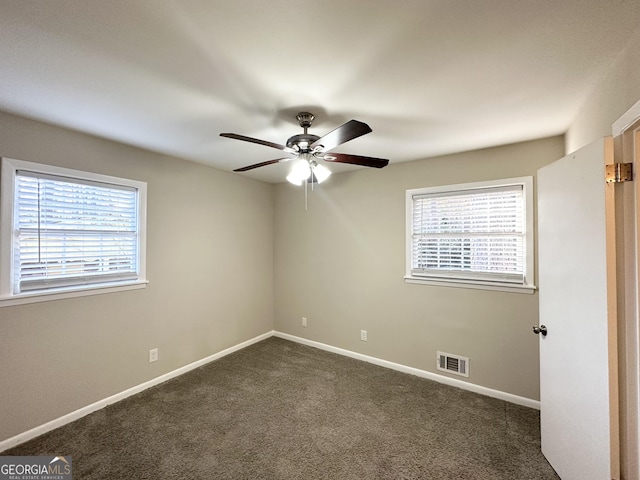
[0,280,148,307]
[404,276,536,294]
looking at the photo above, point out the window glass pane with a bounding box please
[14,171,139,293]
[410,184,526,284]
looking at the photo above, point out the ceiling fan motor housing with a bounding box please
[286,133,321,153]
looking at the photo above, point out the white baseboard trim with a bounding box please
[0,330,275,453]
[274,331,540,410]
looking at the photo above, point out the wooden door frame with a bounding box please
[605,136,621,479]
[612,101,640,480]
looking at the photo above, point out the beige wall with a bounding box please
[566,24,640,153]
[274,136,565,401]
[0,112,275,442]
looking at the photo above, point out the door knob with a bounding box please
[532,325,548,336]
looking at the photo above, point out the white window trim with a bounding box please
[0,158,148,307]
[405,176,536,294]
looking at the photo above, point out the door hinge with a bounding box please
[605,163,633,183]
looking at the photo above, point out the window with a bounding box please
[1,158,147,305]
[405,177,535,293]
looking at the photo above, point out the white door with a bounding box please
[537,137,619,479]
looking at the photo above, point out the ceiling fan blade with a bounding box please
[323,152,389,169]
[233,158,293,172]
[310,120,372,152]
[220,133,295,153]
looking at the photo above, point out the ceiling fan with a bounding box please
[220,112,389,185]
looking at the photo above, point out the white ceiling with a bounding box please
[1,1,640,183]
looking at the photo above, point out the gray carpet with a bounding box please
[5,337,559,479]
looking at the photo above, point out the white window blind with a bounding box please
[410,184,526,284]
[13,170,140,293]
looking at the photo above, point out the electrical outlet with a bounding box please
[302,317,307,327]
[360,330,367,341]
[149,348,158,363]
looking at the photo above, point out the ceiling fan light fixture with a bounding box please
[312,163,331,184]
[286,159,311,185]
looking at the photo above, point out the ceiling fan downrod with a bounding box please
[296,111,315,134]
[287,112,321,153]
